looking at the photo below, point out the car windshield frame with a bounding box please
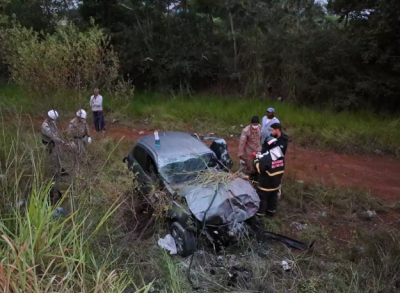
[158,152,215,184]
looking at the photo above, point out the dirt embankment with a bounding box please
[100,123,400,204]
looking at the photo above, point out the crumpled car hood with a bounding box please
[176,178,260,225]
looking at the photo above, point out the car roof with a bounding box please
[135,132,214,166]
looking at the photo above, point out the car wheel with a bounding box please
[170,221,196,257]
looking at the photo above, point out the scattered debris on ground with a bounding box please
[158,234,177,255]
[281,260,291,271]
[52,207,68,219]
[364,210,377,218]
[290,221,308,231]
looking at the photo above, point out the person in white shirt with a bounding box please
[89,88,105,132]
[261,107,280,145]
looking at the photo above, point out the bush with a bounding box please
[1,18,119,103]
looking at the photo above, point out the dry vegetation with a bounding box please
[1,102,400,292]
[0,14,399,293]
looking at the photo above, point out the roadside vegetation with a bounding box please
[0,111,153,292]
[1,111,399,292]
[1,3,400,292]
[2,85,400,157]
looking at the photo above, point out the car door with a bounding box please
[133,145,148,171]
[128,146,153,194]
[133,145,159,179]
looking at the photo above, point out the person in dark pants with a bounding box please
[93,111,105,132]
[90,88,105,132]
[261,122,289,200]
[253,137,285,217]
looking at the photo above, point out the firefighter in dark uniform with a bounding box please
[253,137,285,217]
[261,123,288,155]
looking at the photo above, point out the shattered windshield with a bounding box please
[159,152,215,184]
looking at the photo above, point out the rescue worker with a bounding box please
[238,116,262,178]
[68,109,92,156]
[261,107,280,145]
[41,110,66,175]
[261,123,288,154]
[253,137,285,217]
[41,110,64,153]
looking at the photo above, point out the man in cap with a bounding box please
[238,116,262,178]
[261,107,280,145]
[41,110,66,175]
[253,137,285,217]
[68,109,92,156]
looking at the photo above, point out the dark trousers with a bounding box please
[93,111,105,132]
[257,189,279,216]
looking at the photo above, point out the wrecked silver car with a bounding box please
[123,132,260,256]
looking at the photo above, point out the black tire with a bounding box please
[170,221,196,257]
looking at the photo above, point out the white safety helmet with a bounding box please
[76,109,87,119]
[48,110,59,121]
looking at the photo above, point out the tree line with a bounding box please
[1,0,400,112]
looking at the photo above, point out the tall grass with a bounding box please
[1,95,400,292]
[0,110,151,292]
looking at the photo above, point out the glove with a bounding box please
[240,159,245,164]
[250,152,260,160]
[88,137,92,144]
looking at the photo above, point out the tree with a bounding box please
[1,19,119,106]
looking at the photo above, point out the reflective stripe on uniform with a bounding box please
[266,170,285,176]
[258,185,281,192]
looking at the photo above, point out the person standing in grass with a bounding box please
[90,88,105,132]
[261,107,280,145]
[41,110,67,175]
[238,116,262,179]
[262,122,289,200]
[68,109,92,156]
[41,110,65,153]
[253,137,285,217]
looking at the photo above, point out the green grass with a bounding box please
[1,85,400,156]
[1,102,400,292]
[0,110,151,292]
[122,93,400,156]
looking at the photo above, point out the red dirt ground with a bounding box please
[100,123,400,204]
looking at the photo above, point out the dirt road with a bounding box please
[99,124,400,203]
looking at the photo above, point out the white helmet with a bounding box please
[48,110,59,120]
[76,109,87,119]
